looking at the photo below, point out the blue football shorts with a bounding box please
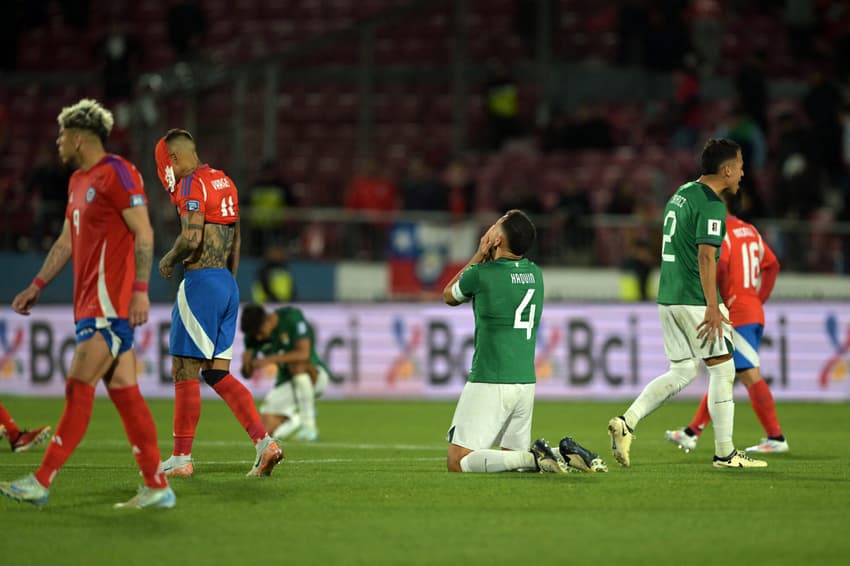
[75,317,134,358]
[170,268,239,360]
[731,323,763,371]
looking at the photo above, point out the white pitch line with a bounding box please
[0,457,444,469]
[67,440,445,451]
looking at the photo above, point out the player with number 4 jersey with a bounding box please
[443,210,607,475]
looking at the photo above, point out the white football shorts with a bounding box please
[658,303,734,362]
[447,382,535,452]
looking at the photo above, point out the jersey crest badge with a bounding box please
[130,194,145,207]
[185,199,200,212]
[708,219,722,236]
[85,187,96,203]
[279,332,289,345]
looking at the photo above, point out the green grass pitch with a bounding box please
[1,397,848,565]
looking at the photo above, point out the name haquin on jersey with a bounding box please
[170,164,239,225]
[458,257,544,384]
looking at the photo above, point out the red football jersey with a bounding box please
[718,215,780,326]
[168,164,239,225]
[66,154,148,321]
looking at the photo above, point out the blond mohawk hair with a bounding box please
[57,98,114,143]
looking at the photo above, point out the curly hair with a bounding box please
[57,99,114,143]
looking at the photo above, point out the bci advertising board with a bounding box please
[1,303,848,400]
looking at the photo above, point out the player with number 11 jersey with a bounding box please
[167,161,239,228]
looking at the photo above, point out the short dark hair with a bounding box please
[240,304,267,339]
[501,209,536,256]
[164,128,195,144]
[700,138,741,175]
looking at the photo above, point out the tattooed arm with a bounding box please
[12,219,73,315]
[228,220,241,277]
[122,205,154,327]
[159,211,204,278]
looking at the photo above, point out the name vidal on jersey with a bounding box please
[670,194,687,207]
[211,178,231,190]
[510,273,536,285]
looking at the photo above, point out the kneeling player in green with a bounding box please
[240,304,330,442]
[443,210,606,474]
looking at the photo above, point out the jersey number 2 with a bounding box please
[514,289,536,340]
[661,210,676,262]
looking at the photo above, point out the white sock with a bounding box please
[459,450,536,473]
[623,359,699,429]
[293,373,316,430]
[707,358,736,457]
[272,414,301,440]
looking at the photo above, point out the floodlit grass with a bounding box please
[1,397,848,566]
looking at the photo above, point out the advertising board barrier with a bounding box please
[1,303,848,400]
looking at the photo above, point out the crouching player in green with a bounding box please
[240,304,329,442]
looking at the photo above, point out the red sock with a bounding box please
[108,385,168,489]
[173,380,201,456]
[0,404,21,442]
[747,379,783,438]
[212,374,266,444]
[34,378,95,488]
[688,394,711,437]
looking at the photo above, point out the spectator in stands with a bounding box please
[484,61,522,150]
[670,53,702,149]
[252,245,295,304]
[773,109,822,220]
[94,20,142,104]
[245,159,296,255]
[553,172,593,258]
[736,51,770,134]
[399,155,448,212]
[687,0,723,74]
[444,158,477,220]
[26,144,71,250]
[168,0,207,62]
[343,158,399,259]
[801,68,846,185]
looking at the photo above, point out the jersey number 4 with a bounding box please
[514,289,537,340]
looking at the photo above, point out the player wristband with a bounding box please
[32,277,47,290]
[132,281,149,292]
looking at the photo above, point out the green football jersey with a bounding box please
[457,257,544,384]
[656,181,726,306]
[245,307,329,386]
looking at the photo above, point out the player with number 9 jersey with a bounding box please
[67,154,148,321]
